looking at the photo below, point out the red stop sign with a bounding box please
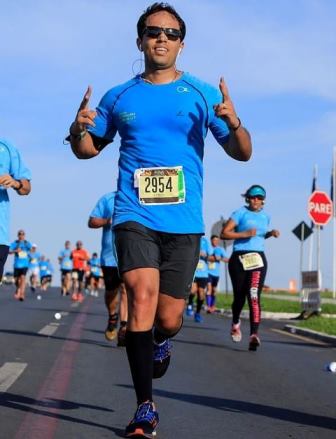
[308,191,333,225]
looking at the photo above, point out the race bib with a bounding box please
[64,261,71,268]
[239,253,264,271]
[197,260,206,270]
[208,262,216,270]
[18,251,27,259]
[134,166,185,205]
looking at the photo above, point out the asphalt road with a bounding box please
[0,285,335,439]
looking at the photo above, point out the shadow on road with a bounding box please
[0,392,123,434]
[118,385,336,431]
[0,328,115,350]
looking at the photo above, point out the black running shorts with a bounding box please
[114,221,201,299]
[101,266,122,291]
[14,267,28,277]
[193,277,208,289]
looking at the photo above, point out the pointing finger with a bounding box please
[78,85,92,111]
[219,77,229,103]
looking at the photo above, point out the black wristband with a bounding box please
[69,129,87,140]
[15,180,23,191]
[231,117,241,132]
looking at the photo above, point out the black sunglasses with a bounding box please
[249,195,265,200]
[143,26,182,41]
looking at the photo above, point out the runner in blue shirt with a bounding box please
[28,244,41,292]
[187,236,213,323]
[58,240,73,296]
[39,256,53,291]
[221,185,280,351]
[88,191,128,346]
[206,235,229,313]
[0,139,31,283]
[9,230,32,301]
[87,252,101,296]
[68,3,252,436]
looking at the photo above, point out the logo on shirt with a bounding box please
[0,146,5,153]
[176,86,189,93]
[119,112,136,123]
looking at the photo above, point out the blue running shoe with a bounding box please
[186,304,194,317]
[153,338,172,379]
[194,312,203,323]
[125,401,159,438]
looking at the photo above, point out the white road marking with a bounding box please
[38,322,60,336]
[0,362,27,392]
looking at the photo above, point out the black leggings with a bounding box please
[0,245,9,282]
[228,251,267,335]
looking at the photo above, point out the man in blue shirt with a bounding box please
[58,240,73,296]
[88,191,128,346]
[187,236,213,323]
[206,235,229,313]
[68,3,252,436]
[28,244,41,292]
[0,139,31,284]
[9,230,32,301]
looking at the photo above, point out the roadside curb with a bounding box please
[283,325,336,347]
[217,308,336,346]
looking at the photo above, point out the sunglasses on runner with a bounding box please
[143,26,182,41]
[249,195,265,201]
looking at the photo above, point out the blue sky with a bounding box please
[2,0,336,289]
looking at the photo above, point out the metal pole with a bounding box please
[300,222,304,291]
[333,146,336,298]
[317,225,321,289]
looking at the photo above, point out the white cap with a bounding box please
[32,243,37,247]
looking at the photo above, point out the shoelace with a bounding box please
[134,402,157,424]
[153,339,171,361]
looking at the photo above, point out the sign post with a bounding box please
[292,221,313,289]
[308,191,333,290]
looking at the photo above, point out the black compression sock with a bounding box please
[188,294,195,306]
[125,330,153,404]
[153,317,183,343]
[196,298,204,313]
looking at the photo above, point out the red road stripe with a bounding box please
[15,299,91,439]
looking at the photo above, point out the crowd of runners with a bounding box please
[0,3,282,438]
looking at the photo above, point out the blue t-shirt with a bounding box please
[9,240,32,269]
[40,260,53,277]
[89,257,101,277]
[208,246,227,277]
[195,237,213,278]
[89,73,230,234]
[59,248,73,270]
[0,139,32,246]
[231,206,270,252]
[28,251,41,269]
[90,192,117,267]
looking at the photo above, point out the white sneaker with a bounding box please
[231,322,242,342]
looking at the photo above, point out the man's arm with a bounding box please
[214,77,252,162]
[88,217,111,229]
[0,175,31,195]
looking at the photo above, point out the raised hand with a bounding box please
[72,86,97,134]
[213,77,240,130]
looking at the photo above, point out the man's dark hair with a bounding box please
[211,234,219,240]
[137,2,186,41]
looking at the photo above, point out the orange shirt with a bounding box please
[71,249,89,270]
